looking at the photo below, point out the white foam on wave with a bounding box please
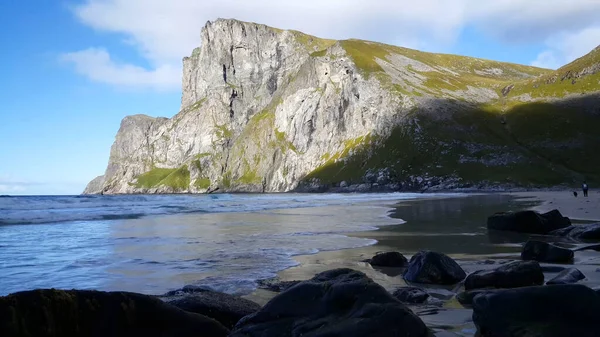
[0,192,465,225]
[0,192,468,296]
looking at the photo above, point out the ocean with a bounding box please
[0,193,465,296]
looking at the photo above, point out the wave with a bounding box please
[0,192,466,225]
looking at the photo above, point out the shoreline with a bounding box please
[246,193,517,305]
[509,191,600,221]
[246,191,600,333]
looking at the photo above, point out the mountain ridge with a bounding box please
[84,18,600,194]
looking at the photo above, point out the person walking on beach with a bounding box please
[583,181,589,197]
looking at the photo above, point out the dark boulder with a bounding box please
[487,209,570,234]
[546,268,586,285]
[256,279,301,293]
[521,240,574,263]
[368,251,409,267]
[464,261,544,290]
[230,268,428,337]
[456,289,500,306]
[392,287,429,304]
[160,287,261,329]
[0,289,229,337]
[541,265,567,273]
[403,250,466,285]
[550,223,600,241]
[472,285,600,337]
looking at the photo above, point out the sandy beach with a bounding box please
[511,190,600,221]
[243,192,600,336]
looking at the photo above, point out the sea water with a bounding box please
[0,193,464,296]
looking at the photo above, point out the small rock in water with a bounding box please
[368,251,409,267]
[472,285,600,337]
[521,240,574,263]
[464,260,544,290]
[546,268,586,285]
[230,268,429,337]
[392,287,430,304]
[403,251,466,285]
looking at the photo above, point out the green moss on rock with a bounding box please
[194,178,211,189]
[136,168,177,188]
[310,49,328,58]
[135,165,190,190]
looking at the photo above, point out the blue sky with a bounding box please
[1,0,599,195]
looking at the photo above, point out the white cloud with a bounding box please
[531,51,561,69]
[61,48,181,91]
[0,184,25,194]
[0,174,85,195]
[467,0,600,43]
[531,26,600,69]
[64,0,600,88]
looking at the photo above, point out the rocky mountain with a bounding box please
[84,19,600,194]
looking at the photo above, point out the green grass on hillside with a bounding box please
[338,39,551,97]
[194,178,211,189]
[303,96,600,188]
[506,46,600,99]
[135,165,190,190]
[291,30,336,53]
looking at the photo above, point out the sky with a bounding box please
[0,0,599,195]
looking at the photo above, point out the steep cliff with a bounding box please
[84,19,600,194]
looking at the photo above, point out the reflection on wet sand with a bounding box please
[252,194,600,336]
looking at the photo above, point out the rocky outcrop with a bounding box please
[159,286,261,329]
[0,289,229,337]
[230,268,428,337]
[521,240,574,263]
[464,261,544,290]
[487,209,571,234]
[403,251,466,285]
[472,285,600,337]
[84,18,600,194]
[82,175,105,194]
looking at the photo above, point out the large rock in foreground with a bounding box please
[403,251,466,285]
[472,285,600,337]
[521,240,574,263]
[464,261,544,290]
[487,209,571,234]
[0,289,229,337]
[550,223,600,241]
[160,286,261,329]
[230,268,428,337]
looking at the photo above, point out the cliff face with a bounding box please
[85,19,600,194]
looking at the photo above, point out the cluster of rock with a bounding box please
[3,208,600,336]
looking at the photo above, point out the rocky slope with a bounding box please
[84,19,600,194]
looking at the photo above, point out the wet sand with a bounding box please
[245,193,600,336]
[511,190,600,221]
